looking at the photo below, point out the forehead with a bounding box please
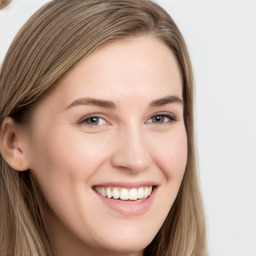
[59,36,182,100]
[34,36,183,116]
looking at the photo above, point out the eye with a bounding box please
[80,116,108,126]
[147,114,176,124]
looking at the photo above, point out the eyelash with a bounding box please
[146,113,176,124]
[79,113,176,127]
[78,115,108,126]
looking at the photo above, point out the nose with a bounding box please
[110,126,152,173]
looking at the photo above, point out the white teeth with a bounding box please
[148,186,152,195]
[137,187,144,199]
[144,187,149,199]
[120,188,129,200]
[101,187,106,197]
[95,187,101,194]
[106,187,112,199]
[94,186,153,201]
[112,188,119,199]
[129,188,138,200]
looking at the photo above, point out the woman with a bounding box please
[0,0,207,255]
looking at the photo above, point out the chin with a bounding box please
[92,229,155,255]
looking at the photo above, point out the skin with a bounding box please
[2,36,187,256]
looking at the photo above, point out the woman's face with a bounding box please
[24,37,187,256]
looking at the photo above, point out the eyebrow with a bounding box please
[66,98,116,110]
[149,95,183,107]
[65,95,183,110]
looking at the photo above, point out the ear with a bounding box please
[0,117,30,171]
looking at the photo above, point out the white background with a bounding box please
[0,1,255,255]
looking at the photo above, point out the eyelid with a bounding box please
[78,114,109,126]
[77,111,178,128]
[145,112,177,124]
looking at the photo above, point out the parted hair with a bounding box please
[0,0,207,255]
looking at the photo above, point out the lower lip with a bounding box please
[94,188,157,216]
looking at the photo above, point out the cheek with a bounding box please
[28,128,112,212]
[169,133,188,175]
[28,130,107,230]
[153,127,188,180]
[31,129,106,179]
[146,127,187,229]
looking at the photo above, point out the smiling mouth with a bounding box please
[94,186,154,201]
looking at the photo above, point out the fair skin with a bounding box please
[0,36,187,256]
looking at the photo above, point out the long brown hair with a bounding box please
[0,0,207,255]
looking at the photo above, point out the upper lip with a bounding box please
[93,181,159,188]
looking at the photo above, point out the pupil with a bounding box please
[154,115,163,122]
[88,117,99,125]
